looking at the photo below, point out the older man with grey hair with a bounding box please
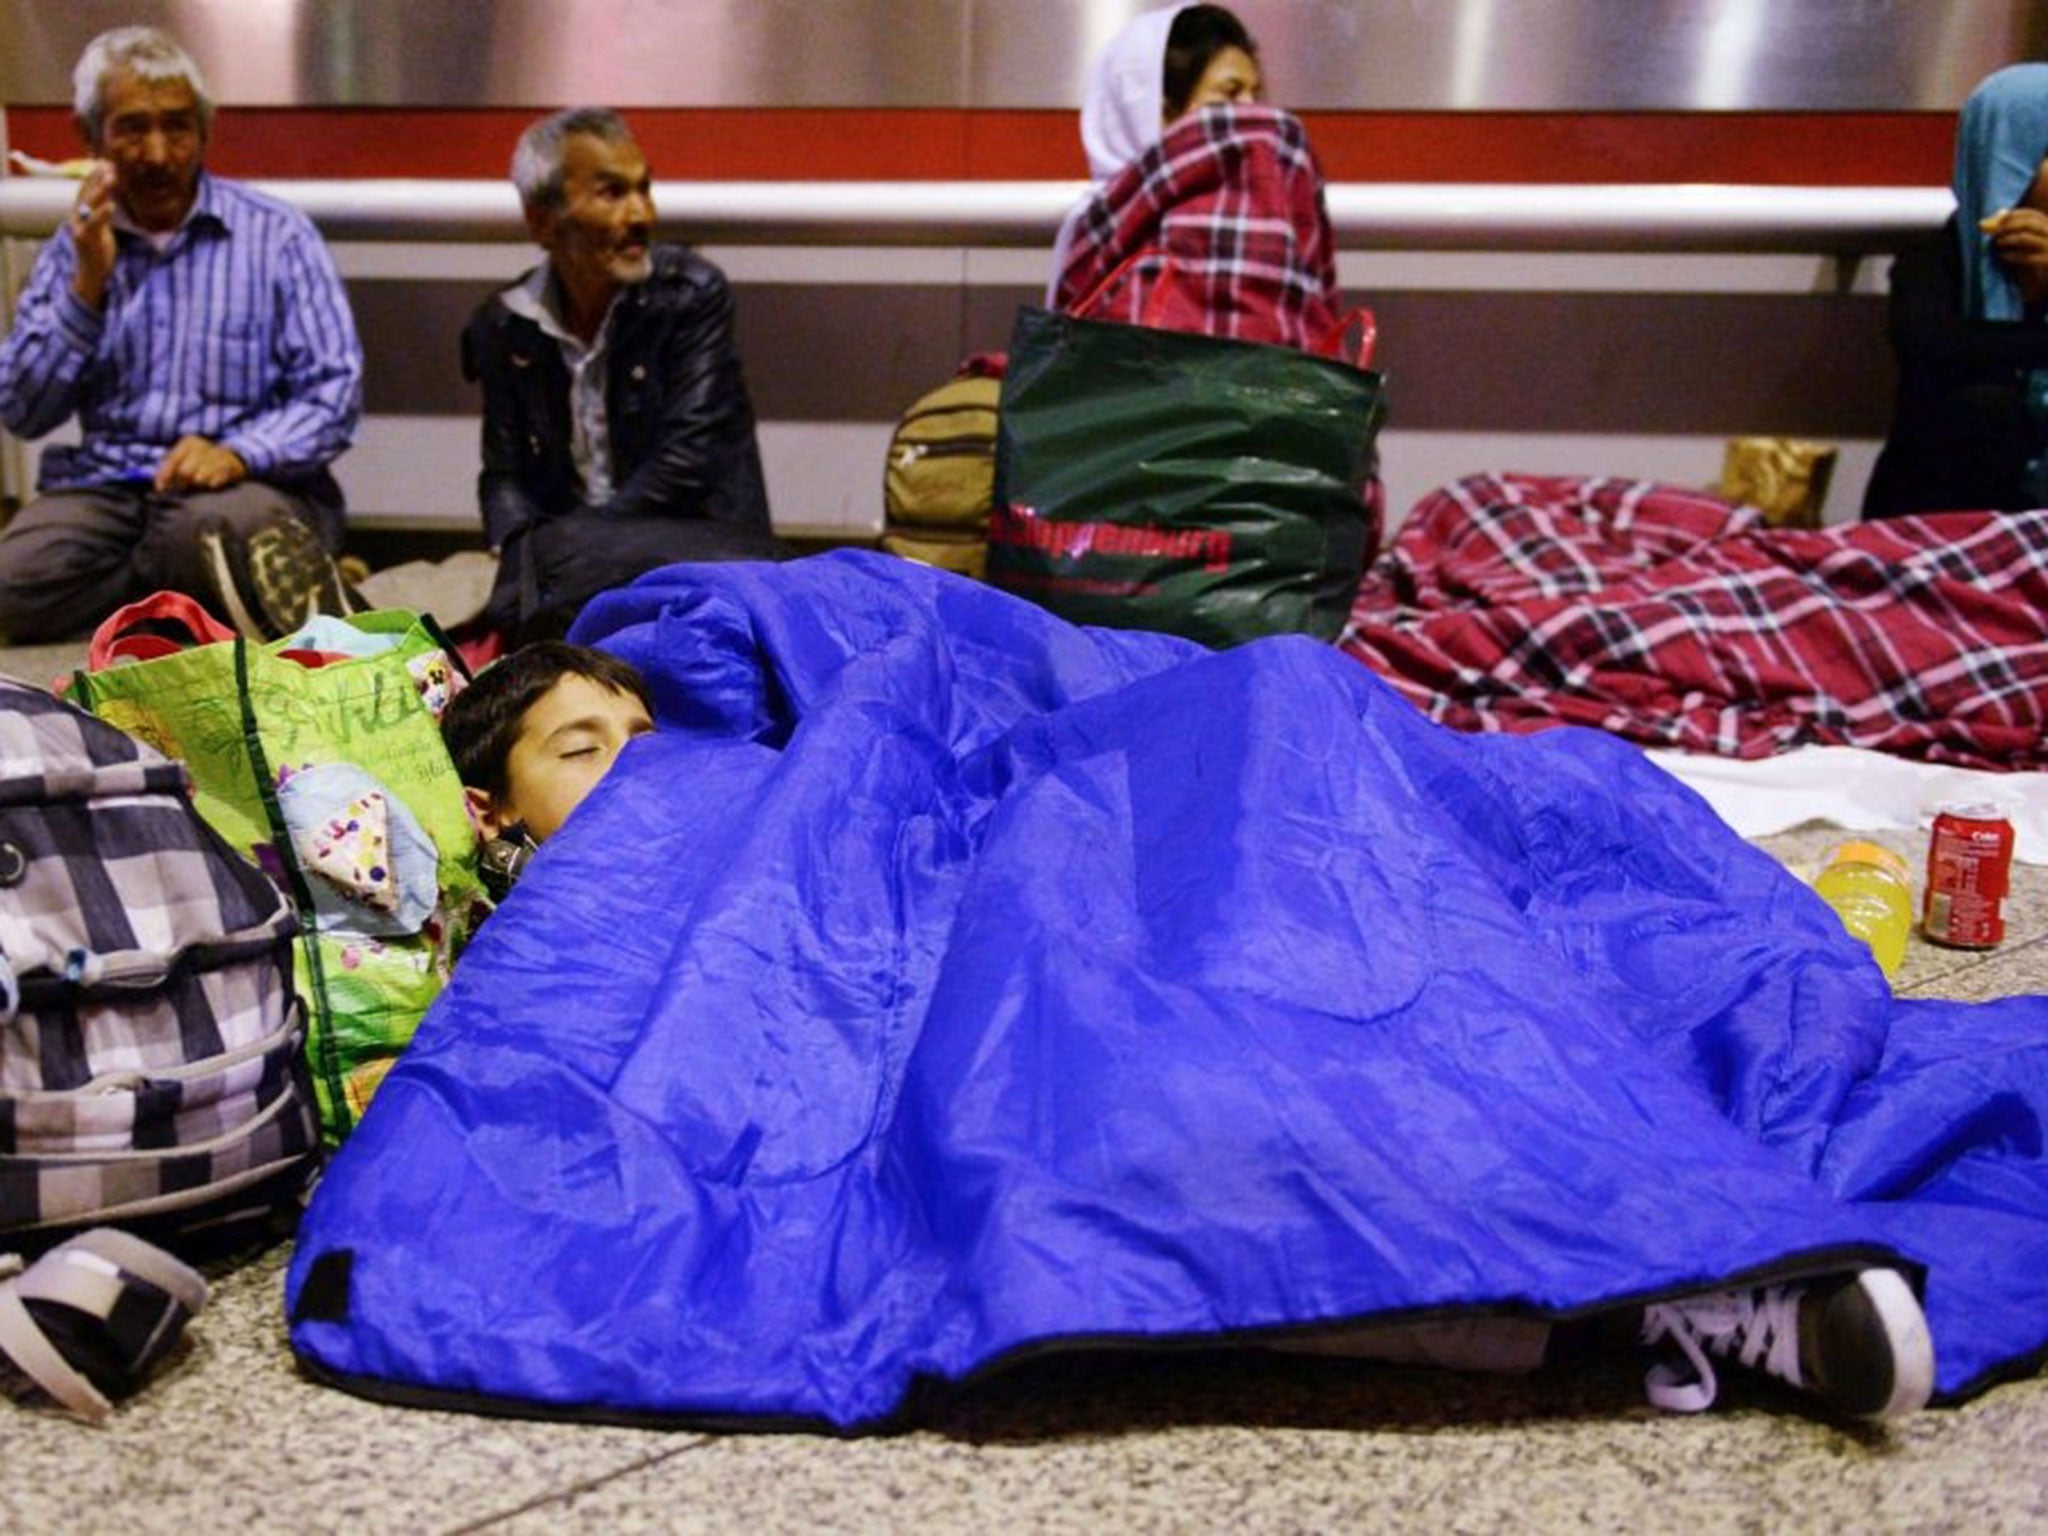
[461,107,776,644]
[0,25,364,642]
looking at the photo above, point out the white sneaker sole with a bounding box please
[197,526,268,640]
[1851,1267,1936,1420]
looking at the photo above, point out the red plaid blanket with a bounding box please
[1053,104,1343,353]
[1340,473,2048,769]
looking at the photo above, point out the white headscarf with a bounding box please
[1079,5,1187,181]
[1052,6,1188,298]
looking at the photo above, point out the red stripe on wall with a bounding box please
[3,106,1952,186]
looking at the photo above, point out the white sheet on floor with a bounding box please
[1647,746,2048,866]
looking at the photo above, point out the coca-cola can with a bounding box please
[1922,803,2015,949]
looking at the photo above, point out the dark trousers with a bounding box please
[0,478,343,642]
[489,512,784,642]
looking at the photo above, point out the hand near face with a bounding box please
[154,434,248,493]
[68,160,118,309]
[1982,206,2048,308]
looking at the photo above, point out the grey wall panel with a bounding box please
[350,280,493,415]
[1366,291,1892,434]
[2,0,2038,111]
[961,286,1036,362]
[732,286,978,422]
[350,276,981,422]
[352,278,981,422]
[349,272,1897,435]
[957,282,1894,439]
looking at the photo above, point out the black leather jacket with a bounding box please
[460,245,772,549]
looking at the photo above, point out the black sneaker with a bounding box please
[199,516,362,641]
[1639,1267,1933,1420]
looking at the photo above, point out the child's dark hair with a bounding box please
[440,641,653,799]
[1163,4,1258,119]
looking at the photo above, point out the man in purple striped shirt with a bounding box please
[0,26,364,643]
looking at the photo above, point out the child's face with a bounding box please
[473,674,655,845]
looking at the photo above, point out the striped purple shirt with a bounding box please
[0,171,362,490]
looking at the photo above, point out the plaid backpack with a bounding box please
[0,678,318,1256]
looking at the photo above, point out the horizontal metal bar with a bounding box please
[0,178,1955,254]
[1322,184,1956,254]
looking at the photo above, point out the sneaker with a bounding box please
[199,516,361,641]
[1639,1267,1933,1420]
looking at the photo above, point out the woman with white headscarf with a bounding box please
[1047,4,1344,356]
[1864,64,2048,518]
[1048,6,1262,288]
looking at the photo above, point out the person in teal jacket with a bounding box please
[1865,64,2048,518]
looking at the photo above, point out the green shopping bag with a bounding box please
[988,306,1387,647]
[71,605,483,1144]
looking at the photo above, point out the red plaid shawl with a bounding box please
[1340,473,2048,769]
[1053,104,1343,354]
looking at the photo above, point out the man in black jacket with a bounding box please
[462,108,778,640]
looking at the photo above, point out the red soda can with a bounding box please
[1922,803,2015,949]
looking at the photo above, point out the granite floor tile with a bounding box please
[0,639,91,691]
[0,1243,693,1536]
[1891,941,2048,1003]
[476,1352,2048,1536]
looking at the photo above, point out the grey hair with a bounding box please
[510,107,636,212]
[72,26,214,147]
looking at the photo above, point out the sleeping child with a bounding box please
[438,640,654,897]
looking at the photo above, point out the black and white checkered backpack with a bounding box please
[0,677,319,1256]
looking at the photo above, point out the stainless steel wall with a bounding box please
[1,0,2040,111]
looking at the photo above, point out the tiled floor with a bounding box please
[5,651,2046,1533]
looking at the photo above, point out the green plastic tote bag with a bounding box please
[71,602,483,1144]
[987,306,1387,647]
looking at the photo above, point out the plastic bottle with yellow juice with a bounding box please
[1810,840,1914,978]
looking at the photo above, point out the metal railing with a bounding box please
[0,178,1954,253]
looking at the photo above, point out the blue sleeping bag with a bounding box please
[286,551,2048,1427]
